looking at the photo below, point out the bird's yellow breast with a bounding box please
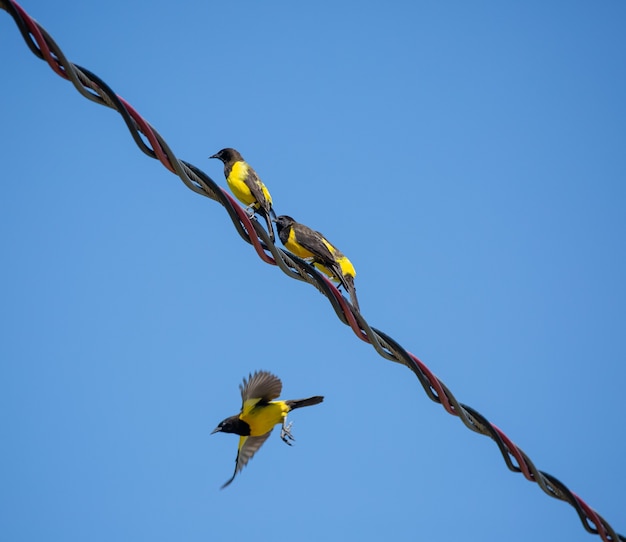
[285,229,317,260]
[241,399,289,436]
[227,161,272,208]
[227,162,255,206]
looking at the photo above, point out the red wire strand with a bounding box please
[117,96,176,172]
[408,352,456,413]
[12,1,66,78]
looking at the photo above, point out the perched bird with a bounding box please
[274,215,360,312]
[209,147,275,242]
[211,370,323,489]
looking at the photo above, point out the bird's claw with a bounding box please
[245,205,256,218]
[280,422,295,445]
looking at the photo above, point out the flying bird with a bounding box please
[274,215,360,312]
[209,147,276,242]
[212,370,323,489]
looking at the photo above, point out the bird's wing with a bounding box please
[221,432,273,489]
[292,223,338,264]
[240,371,283,404]
[244,168,270,210]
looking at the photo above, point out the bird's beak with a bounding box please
[271,217,277,223]
[209,154,218,160]
[211,426,221,435]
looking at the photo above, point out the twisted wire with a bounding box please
[1,2,622,540]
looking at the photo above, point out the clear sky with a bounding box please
[1,1,625,541]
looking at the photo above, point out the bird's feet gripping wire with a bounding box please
[244,204,256,219]
[280,420,295,446]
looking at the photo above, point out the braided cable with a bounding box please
[1,2,622,540]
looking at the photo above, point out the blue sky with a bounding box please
[1,1,625,541]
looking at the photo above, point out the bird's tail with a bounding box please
[260,209,276,243]
[342,274,360,313]
[286,396,324,411]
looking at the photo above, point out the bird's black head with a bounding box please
[211,415,251,436]
[209,147,242,164]
[273,215,296,235]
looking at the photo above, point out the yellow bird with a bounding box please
[274,215,360,312]
[211,370,323,488]
[210,148,275,242]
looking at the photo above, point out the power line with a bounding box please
[1,1,622,540]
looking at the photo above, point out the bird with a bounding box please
[274,215,360,312]
[211,370,323,489]
[209,147,275,242]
